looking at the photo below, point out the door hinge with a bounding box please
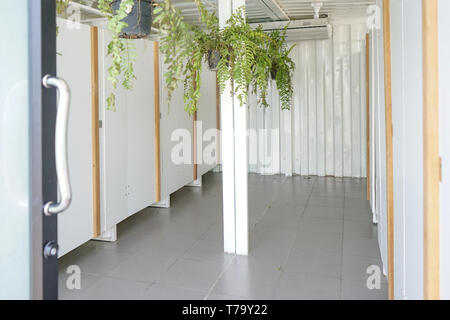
[99,120,103,129]
[440,157,442,182]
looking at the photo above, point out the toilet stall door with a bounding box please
[0,0,65,299]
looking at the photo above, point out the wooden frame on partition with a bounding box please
[154,42,161,202]
[382,0,394,300]
[422,0,440,300]
[90,26,101,237]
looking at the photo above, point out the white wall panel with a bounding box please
[390,0,426,300]
[248,23,367,178]
[368,0,388,275]
[126,39,156,216]
[197,67,218,176]
[99,28,128,232]
[100,31,156,231]
[159,55,194,199]
[56,18,94,256]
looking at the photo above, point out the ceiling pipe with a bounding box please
[311,1,323,19]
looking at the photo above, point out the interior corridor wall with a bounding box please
[368,0,388,279]
[248,23,368,178]
[390,0,424,300]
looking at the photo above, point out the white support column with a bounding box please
[219,0,248,255]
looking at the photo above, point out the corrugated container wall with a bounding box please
[248,23,368,178]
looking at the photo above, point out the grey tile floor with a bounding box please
[58,172,388,300]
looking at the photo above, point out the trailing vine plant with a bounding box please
[154,0,295,114]
[56,0,70,14]
[268,27,295,110]
[98,0,137,111]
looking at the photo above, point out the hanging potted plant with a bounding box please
[154,0,295,114]
[207,50,221,71]
[98,0,148,110]
[110,0,154,39]
[153,0,218,114]
[195,3,223,72]
[268,28,296,110]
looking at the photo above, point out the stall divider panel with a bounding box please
[56,18,94,256]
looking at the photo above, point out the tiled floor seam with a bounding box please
[203,255,237,300]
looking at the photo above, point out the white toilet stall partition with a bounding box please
[56,18,94,257]
[99,29,156,232]
[159,61,218,197]
[368,0,388,279]
[196,67,219,177]
[248,23,368,178]
[56,23,218,255]
[159,57,194,200]
[390,0,425,300]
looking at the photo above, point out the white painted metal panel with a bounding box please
[56,18,94,256]
[341,25,352,178]
[439,0,450,300]
[334,30,344,178]
[100,32,156,230]
[351,26,362,178]
[197,67,218,176]
[390,0,405,298]
[126,39,156,215]
[99,29,128,232]
[307,41,317,176]
[159,54,194,200]
[323,38,335,176]
[219,0,236,254]
[391,0,424,299]
[316,40,326,177]
[232,0,248,256]
[370,0,388,278]
[401,0,424,300]
[369,31,376,216]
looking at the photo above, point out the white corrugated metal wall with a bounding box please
[248,22,368,178]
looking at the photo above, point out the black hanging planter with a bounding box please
[111,0,153,39]
[270,67,277,80]
[207,50,221,71]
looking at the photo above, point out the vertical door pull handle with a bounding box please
[42,75,72,216]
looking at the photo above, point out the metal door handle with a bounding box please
[42,75,72,216]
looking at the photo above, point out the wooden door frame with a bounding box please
[154,42,161,203]
[422,0,440,300]
[90,26,101,238]
[382,0,394,300]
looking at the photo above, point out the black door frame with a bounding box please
[29,0,58,300]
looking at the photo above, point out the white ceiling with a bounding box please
[171,0,376,24]
[68,0,376,26]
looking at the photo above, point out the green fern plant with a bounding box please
[154,0,221,115]
[154,0,295,114]
[98,0,137,111]
[268,27,295,110]
[56,0,70,14]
